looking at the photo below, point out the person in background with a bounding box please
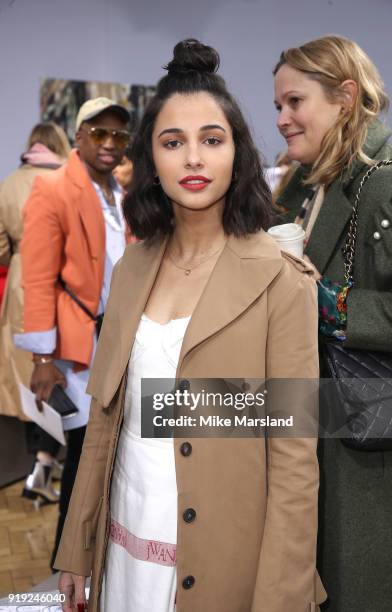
[270,150,298,205]
[14,98,131,568]
[112,144,138,243]
[56,39,325,612]
[112,144,133,191]
[265,150,296,195]
[273,35,392,611]
[0,123,70,502]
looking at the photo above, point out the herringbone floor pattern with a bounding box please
[0,480,59,597]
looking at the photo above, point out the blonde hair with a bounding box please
[26,122,71,161]
[274,36,389,186]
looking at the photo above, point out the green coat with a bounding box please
[276,120,392,611]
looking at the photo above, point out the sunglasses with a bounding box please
[82,126,131,148]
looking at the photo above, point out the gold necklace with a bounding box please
[102,185,115,206]
[168,244,226,276]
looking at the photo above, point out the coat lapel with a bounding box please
[178,232,283,370]
[89,239,167,406]
[91,232,283,407]
[278,166,353,275]
[276,121,392,275]
[65,151,105,282]
[305,180,353,274]
[276,166,313,222]
[118,239,167,371]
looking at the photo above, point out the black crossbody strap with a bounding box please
[58,276,98,322]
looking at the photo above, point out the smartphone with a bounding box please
[47,384,79,419]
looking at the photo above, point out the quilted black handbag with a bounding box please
[323,159,392,451]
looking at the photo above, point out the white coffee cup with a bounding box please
[267,223,306,258]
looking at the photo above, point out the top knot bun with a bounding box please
[165,39,220,75]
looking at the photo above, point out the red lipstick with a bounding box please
[179,175,212,191]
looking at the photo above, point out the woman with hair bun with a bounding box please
[274,35,392,611]
[56,39,325,611]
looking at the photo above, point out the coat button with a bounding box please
[183,508,196,523]
[178,379,190,391]
[381,219,390,229]
[373,231,381,240]
[182,575,195,589]
[180,442,192,456]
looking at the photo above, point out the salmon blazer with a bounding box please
[16,150,105,367]
[54,231,327,611]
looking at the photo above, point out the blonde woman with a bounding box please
[0,122,70,499]
[273,35,392,611]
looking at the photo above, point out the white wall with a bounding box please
[0,0,391,178]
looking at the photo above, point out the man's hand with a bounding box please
[30,361,67,406]
[59,571,87,612]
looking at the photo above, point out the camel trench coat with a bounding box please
[54,231,326,611]
[0,164,54,418]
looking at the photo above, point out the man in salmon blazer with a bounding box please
[15,97,131,566]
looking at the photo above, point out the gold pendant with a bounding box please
[185,269,191,276]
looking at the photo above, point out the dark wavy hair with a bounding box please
[123,39,272,240]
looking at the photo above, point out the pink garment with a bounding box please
[21,143,63,168]
[0,266,7,308]
[110,519,176,567]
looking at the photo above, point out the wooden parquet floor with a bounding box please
[0,479,59,598]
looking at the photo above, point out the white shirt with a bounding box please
[101,314,191,612]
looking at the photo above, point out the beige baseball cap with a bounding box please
[75,97,130,131]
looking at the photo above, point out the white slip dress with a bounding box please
[100,314,191,612]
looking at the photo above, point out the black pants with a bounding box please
[25,423,60,458]
[51,425,86,569]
